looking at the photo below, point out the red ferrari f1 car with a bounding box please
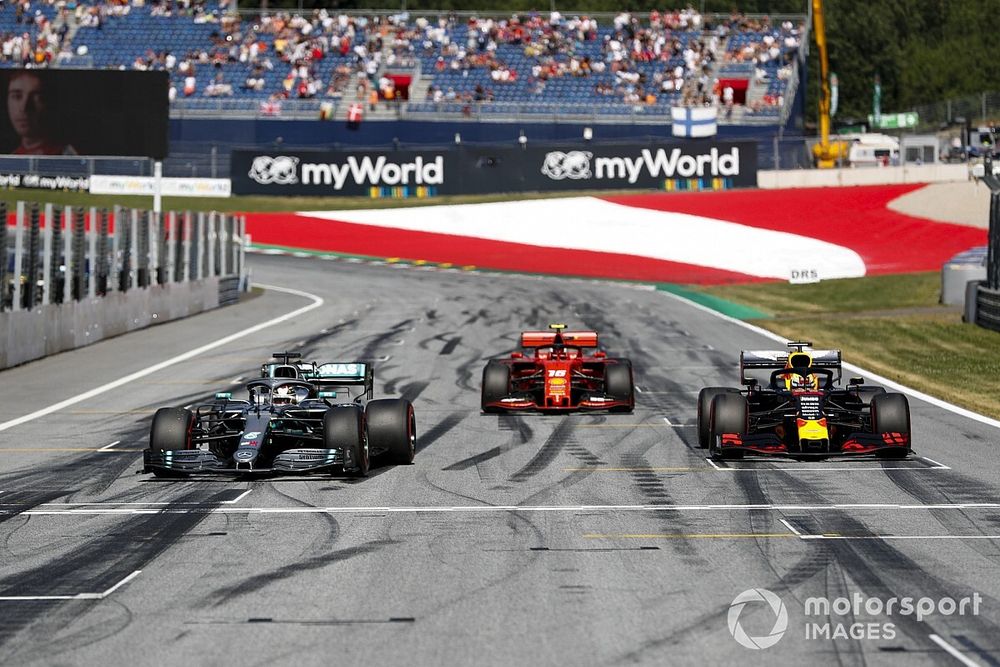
[481,324,634,413]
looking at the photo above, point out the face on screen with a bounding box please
[7,73,50,145]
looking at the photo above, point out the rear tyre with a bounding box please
[604,361,634,413]
[366,398,416,466]
[697,387,740,449]
[149,407,195,478]
[325,406,368,477]
[709,393,748,460]
[871,393,911,459]
[481,362,511,413]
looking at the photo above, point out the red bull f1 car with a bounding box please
[143,352,416,478]
[481,324,634,413]
[698,342,911,459]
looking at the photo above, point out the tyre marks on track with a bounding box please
[0,488,232,658]
[509,418,578,483]
[441,415,531,472]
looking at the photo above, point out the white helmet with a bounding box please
[273,384,300,405]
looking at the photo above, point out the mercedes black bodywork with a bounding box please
[144,352,416,477]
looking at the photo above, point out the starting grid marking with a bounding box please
[6,501,998,543]
[6,501,1000,517]
[0,570,141,602]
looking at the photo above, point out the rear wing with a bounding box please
[520,330,599,348]
[302,362,374,399]
[740,349,842,384]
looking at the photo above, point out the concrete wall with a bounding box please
[759,163,969,189]
[0,277,221,369]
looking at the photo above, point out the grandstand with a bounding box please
[0,3,804,123]
[0,2,810,177]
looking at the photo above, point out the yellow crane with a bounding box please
[811,0,849,168]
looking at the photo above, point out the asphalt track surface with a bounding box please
[1,253,999,666]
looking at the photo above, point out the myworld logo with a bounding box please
[248,154,444,189]
[540,147,741,183]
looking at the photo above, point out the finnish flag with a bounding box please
[671,106,718,138]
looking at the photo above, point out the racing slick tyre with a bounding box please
[709,393,748,460]
[149,407,195,478]
[325,406,368,477]
[871,393,911,459]
[697,387,741,448]
[604,362,635,413]
[856,386,887,406]
[481,362,511,413]
[366,398,416,466]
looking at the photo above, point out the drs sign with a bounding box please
[231,141,757,196]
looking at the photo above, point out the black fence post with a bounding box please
[97,208,109,295]
[73,206,86,300]
[0,201,7,311]
[24,203,40,309]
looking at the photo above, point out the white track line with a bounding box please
[928,634,983,667]
[0,285,324,433]
[920,456,952,470]
[705,458,725,471]
[802,535,1000,541]
[11,502,1000,517]
[222,489,252,505]
[15,490,252,508]
[778,518,803,536]
[0,570,141,602]
[657,290,1000,431]
[97,440,121,452]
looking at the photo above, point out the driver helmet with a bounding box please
[273,384,300,405]
[784,351,818,392]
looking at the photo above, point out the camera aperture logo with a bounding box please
[728,588,788,650]
[727,589,983,648]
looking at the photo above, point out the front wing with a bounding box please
[143,446,360,475]
[714,431,911,458]
[483,395,631,412]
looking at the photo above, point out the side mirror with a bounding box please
[318,391,338,399]
[214,392,232,400]
[510,352,524,359]
[593,351,607,358]
[741,377,758,387]
[848,377,864,387]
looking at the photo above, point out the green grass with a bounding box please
[698,272,1000,418]
[0,186,653,213]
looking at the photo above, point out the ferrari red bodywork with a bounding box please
[481,326,634,413]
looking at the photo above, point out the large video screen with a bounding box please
[0,70,168,159]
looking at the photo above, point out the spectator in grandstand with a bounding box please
[3,71,75,155]
[205,72,233,97]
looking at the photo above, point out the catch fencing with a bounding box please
[0,201,247,368]
[1,202,245,313]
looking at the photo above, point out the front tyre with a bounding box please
[149,407,195,478]
[325,406,368,477]
[871,393,911,459]
[709,393,748,460]
[481,362,511,413]
[604,361,634,413]
[366,398,416,465]
[697,387,740,449]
